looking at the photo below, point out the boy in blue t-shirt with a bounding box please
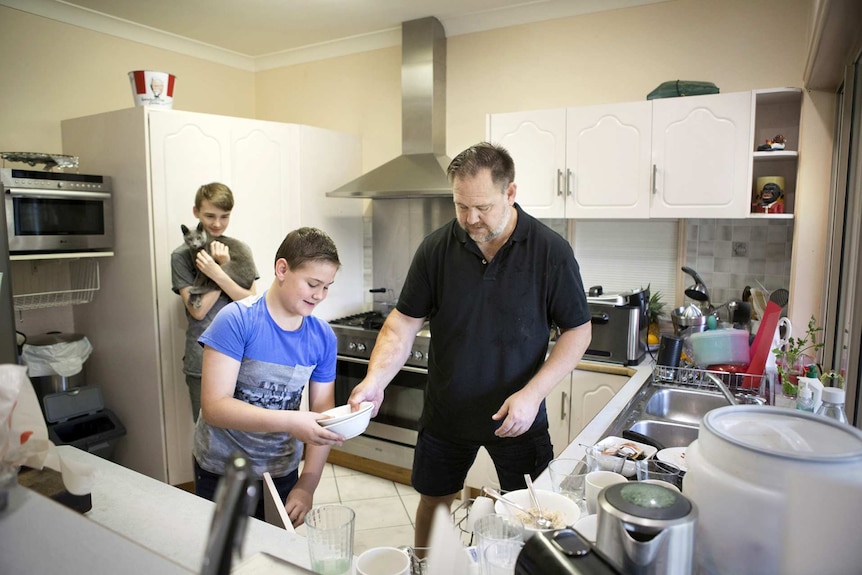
[193,227,345,526]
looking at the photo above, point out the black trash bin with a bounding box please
[43,386,126,460]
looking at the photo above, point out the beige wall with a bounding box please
[1,0,812,172]
[0,6,255,154]
[256,0,812,172]
[1,0,828,329]
[445,0,810,153]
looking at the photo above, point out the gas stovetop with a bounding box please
[329,311,388,330]
[329,311,430,369]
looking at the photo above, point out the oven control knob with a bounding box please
[356,343,366,352]
[348,342,357,351]
[412,350,424,360]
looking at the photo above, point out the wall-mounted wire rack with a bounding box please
[10,258,101,311]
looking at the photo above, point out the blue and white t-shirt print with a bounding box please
[233,358,314,411]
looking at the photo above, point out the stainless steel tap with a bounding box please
[200,453,259,575]
[704,372,739,405]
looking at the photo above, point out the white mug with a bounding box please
[356,547,410,575]
[585,470,627,514]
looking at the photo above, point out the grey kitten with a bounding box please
[181,223,256,309]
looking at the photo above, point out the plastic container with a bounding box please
[816,387,849,423]
[795,381,815,412]
[683,406,862,574]
[796,376,823,412]
[686,328,750,367]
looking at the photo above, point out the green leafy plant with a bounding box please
[773,315,824,396]
[647,284,666,326]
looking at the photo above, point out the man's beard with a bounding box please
[466,204,511,244]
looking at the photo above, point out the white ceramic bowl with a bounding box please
[319,402,373,439]
[573,514,598,543]
[493,488,580,534]
[319,402,373,427]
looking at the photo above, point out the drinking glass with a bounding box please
[585,445,626,474]
[547,458,589,514]
[635,459,682,489]
[473,514,524,575]
[304,504,355,575]
[483,539,525,575]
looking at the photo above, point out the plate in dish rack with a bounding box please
[656,447,688,472]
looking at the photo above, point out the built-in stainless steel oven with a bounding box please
[329,312,429,471]
[2,168,114,254]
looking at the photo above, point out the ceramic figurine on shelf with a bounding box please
[752,176,785,214]
[756,133,788,151]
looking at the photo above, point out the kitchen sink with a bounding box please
[601,379,735,450]
[627,420,699,449]
[643,387,731,425]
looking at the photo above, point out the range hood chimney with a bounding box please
[328,17,451,199]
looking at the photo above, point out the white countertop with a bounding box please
[0,360,657,574]
[0,446,313,574]
[533,357,656,492]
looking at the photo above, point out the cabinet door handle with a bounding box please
[561,391,568,421]
[566,169,573,197]
[651,163,658,195]
[557,169,564,196]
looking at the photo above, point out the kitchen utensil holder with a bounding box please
[652,365,774,405]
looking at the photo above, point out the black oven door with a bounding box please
[334,356,425,447]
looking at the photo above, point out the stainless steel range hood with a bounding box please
[328,17,451,199]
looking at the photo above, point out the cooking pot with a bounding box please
[682,406,862,575]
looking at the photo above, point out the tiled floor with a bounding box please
[295,462,474,556]
[295,462,421,556]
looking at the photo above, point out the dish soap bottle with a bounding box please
[815,387,849,424]
[795,380,815,412]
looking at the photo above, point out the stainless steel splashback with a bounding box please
[371,198,454,307]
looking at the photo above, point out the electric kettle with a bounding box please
[595,482,697,575]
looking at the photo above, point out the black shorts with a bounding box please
[411,430,554,497]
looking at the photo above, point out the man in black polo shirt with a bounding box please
[348,142,592,550]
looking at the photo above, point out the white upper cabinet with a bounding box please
[488,91,753,219]
[650,91,752,218]
[566,101,652,218]
[488,108,567,218]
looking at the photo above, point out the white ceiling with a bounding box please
[3,0,669,69]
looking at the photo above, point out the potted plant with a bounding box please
[773,315,824,397]
[647,284,666,346]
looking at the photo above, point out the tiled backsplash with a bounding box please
[685,218,794,306]
[362,214,794,313]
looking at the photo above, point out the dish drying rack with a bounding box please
[399,497,479,575]
[652,364,774,403]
